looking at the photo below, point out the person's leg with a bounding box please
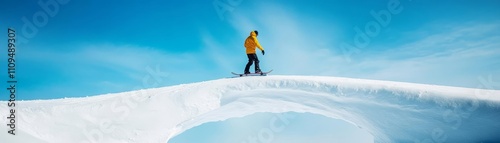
[253,54,261,73]
[244,54,254,74]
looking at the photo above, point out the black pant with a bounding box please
[244,54,260,73]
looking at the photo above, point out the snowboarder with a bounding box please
[243,30,265,74]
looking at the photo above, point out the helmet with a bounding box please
[254,30,259,36]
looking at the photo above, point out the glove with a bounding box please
[262,50,265,55]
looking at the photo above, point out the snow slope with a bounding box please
[1,75,500,143]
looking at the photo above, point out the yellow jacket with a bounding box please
[244,31,264,54]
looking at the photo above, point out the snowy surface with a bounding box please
[1,75,500,143]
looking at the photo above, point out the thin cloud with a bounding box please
[223,3,345,75]
[21,44,205,99]
[344,22,500,88]
[218,1,500,89]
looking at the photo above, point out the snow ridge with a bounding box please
[1,75,499,143]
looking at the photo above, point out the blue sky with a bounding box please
[1,0,499,100]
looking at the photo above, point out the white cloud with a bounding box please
[21,44,207,98]
[351,22,500,88]
[210,2,500,89]
[219,3,345,75]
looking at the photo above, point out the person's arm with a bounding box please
[254,37,264,51]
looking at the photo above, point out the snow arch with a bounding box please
[1,75,499,143]
[163,76,500,143]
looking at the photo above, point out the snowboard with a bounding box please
[231,70,273,77]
